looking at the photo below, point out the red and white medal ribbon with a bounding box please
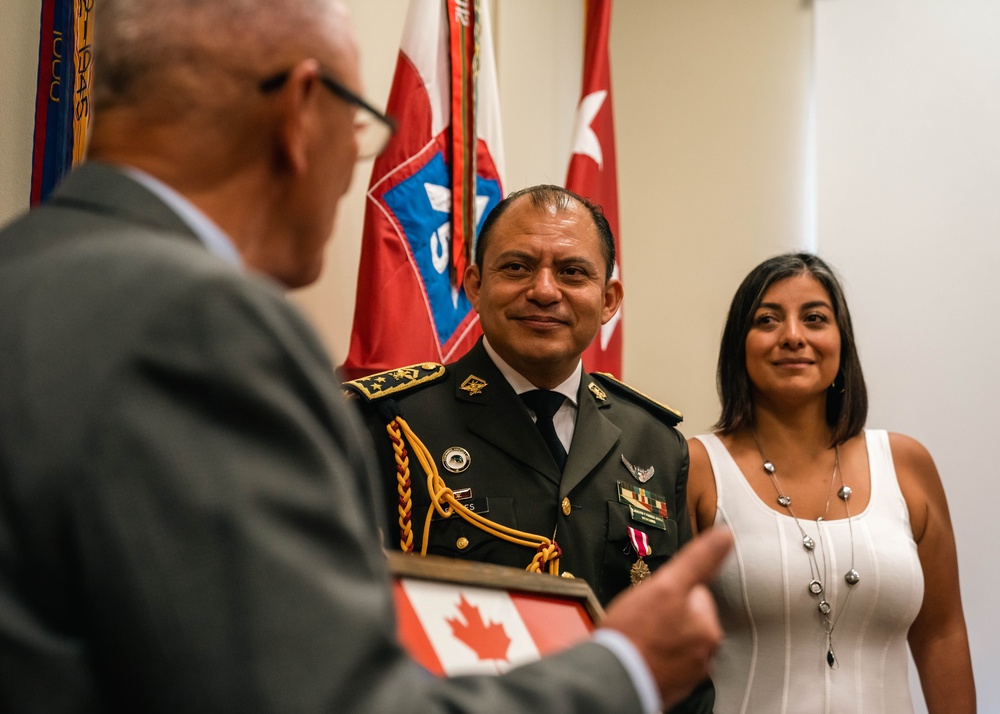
[627,526,651,558]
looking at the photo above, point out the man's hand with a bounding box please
[601,527,733,709]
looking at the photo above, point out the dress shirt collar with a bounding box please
[481,337,582,406]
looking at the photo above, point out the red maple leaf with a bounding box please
[445,595,511,661]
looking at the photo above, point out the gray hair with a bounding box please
[93,0,337,112]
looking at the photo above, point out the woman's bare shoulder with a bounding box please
[686,435,718,532]
[887,431,939,481]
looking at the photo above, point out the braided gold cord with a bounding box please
[386,420,414,553]
[393,415,561,575]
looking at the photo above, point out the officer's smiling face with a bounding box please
[464,195,623,389]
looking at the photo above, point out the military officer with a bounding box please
[347,184,693,607]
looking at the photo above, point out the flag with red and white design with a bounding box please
[393,578,595,676]
[340,0,504,380]
[565,0,623,377]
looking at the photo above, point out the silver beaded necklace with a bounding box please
[752,433,860,669]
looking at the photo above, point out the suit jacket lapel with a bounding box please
[456,343,562,486]
[560,377,622,497]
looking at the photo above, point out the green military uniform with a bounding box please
[346,340,692,607]
[349,340,714,713]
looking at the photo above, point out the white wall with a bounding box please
[0,2,42,221]
[815,2,1000,709]
[610,1,811,434]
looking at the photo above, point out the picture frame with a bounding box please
[387,551,604,676]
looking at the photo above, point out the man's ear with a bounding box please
[464,264,483,312]
[275,60,321,175]
[601,277,624,325]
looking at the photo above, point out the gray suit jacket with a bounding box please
[0,164,643,713]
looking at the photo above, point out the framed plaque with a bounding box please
[387,551,604,676]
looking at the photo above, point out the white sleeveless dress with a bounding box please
[695,430,924,714]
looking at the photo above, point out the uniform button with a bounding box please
[456,537,469,550]
[561,497,571,516]
[561,572,575,579]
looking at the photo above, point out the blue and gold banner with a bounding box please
[30,0,94,205]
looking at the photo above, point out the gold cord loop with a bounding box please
[390,415,561,575]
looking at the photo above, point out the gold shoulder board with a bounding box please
[591,372,683,425]
[343,362,446,401]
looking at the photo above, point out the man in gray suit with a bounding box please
[0,0,731,712]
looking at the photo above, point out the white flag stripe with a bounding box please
[399,0,449,136]
[475,2,505,182]
[399,578,541,676]
[397,0,504,183]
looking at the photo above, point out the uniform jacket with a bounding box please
[0,164,646,714]
[348,340,693,607]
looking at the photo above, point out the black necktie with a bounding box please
[520,390,568,472]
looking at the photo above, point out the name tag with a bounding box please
[432,497,490,520]
[627,504,667,530]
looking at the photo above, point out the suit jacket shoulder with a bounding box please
[590,372,683,426]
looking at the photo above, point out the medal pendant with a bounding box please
[630,557,651,586]
[627,526,653,585]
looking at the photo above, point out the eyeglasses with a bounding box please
[259,69,396,159]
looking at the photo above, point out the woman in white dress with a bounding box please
[688,253,974,713]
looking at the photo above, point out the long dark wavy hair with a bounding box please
[714,252,868,445]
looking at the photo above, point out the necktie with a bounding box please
[520,390,568,471]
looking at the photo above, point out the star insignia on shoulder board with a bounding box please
[343,362,446,401]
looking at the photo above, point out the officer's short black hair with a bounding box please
[474,185,616,282]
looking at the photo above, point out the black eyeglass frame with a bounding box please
[259,69,396,141]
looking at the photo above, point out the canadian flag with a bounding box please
[393,578,595,676]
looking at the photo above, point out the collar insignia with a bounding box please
[460,375,488,396]
[588,382,607,401]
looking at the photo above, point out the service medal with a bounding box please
[628,526,653,586]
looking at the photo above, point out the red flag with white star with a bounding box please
[340,0,504,380]
[566,0,623,378]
